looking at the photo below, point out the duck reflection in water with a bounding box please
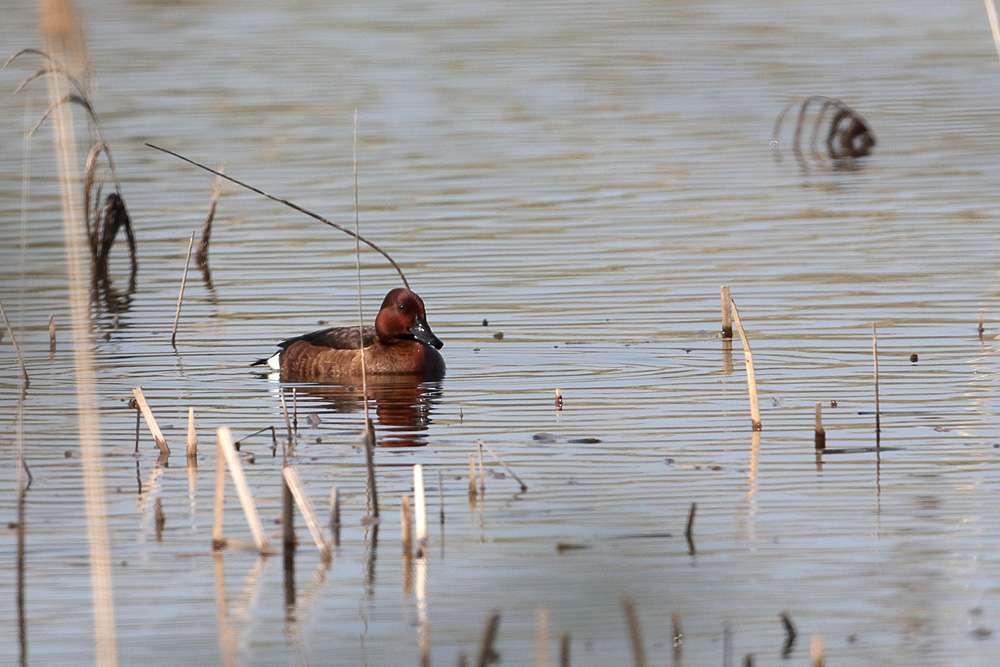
[285,379,443,447]
[253,288,446,447]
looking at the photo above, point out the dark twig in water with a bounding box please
[685,502,697,555]
[171,233,195,348]
[145,142,410,289]
[872,323,881,444]
[621,597,647,667]
[48,315,56,353]
[780,612,797,657]
[0,299,30,387]
[475,612,501,667]
[559,633,571,667]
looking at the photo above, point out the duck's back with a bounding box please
[278,325,376,352]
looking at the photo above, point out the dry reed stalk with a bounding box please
[479,440,528,492]
[414,466,429,550]
[468,455,477,497]
[477,441,486,496]
[279,389,293,443]
[170,233,195,348]
[329,487,341,547]
[536,608,549,667]
[0,299,30,387]
[131,387,170,458]
[351,114,380,521]
[48,314,56,352]
[621,597,647,667]
[555,388,563,410]
[987,0,1000,62]
[671,612,683,650]
[979,311,985,338]
[685,502,697,555]
[559,634,570,667]
[720,286,733,338]
[39,2,116,662]
[197,165,224,266]
[212,435,226,549]
[814,402,825,451]
[872,323,881,440]
[283,465,332,562]
[363,423,379,519]
[475,613,501,667]
[186,407,197,459]
[145,143,411,289]
[292,387,298,436]
[729,298,762,431]
[217,427,270,553]
[810,635,824,667]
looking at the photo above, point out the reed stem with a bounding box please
[730,297,761,431]
[720,286,733,338]
[217,427,269,553]
[414,464,427,555]
[132,387,170,458]
[170,232,194,347]
[283,465,332,562]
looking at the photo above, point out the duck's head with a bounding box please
[375,288,444,349]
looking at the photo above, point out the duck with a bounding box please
[253,288,445,382]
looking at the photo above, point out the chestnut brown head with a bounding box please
[375,288,444,349]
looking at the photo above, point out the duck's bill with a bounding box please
[410,316,444,349]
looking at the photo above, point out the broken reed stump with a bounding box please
[187,407,197,459]
[720,286,733,338]
[401,495,413,556]
[212,434,226,549]
[814,402,826,451]
[132,387,170,459]
[170,232,195,348]
[810,635,825,667]
[282,465,332,562]
[536,608,549,667]
[48,315,56,352]
[621,597,647,667]
[216,427,270,553]
[559,633,571,667]
[729,297,762,431]
[554,388,563,410]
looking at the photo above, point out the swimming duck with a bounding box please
[253,288,445,381]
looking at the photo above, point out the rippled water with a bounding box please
[3,1,1000,664]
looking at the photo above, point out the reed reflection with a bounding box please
[283,379,442,447]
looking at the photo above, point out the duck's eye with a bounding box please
[397,303,406,312]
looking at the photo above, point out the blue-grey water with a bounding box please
[3,1,1000,664]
